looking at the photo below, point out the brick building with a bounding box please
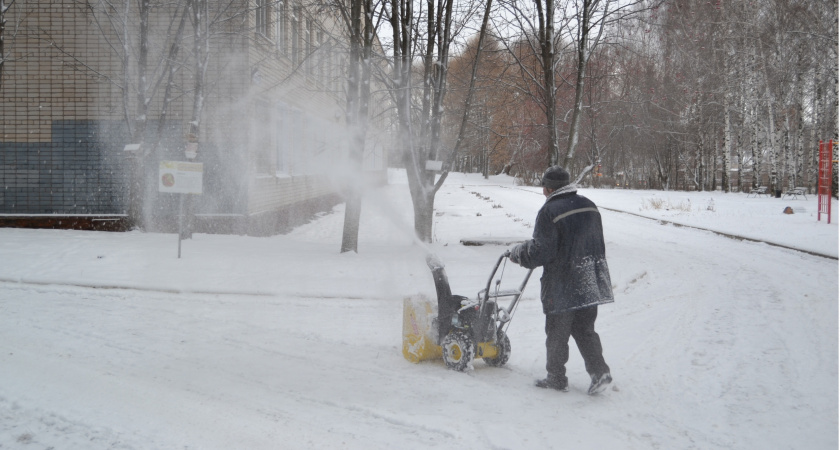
[0,0,389,234]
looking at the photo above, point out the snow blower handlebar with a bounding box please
[480,252,532,301]
[478,252,534,335]
[481,251,508,298]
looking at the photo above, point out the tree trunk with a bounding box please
[534,0,558,166]
[125,0,141,228]
[134,0,150,145]
[783,113,791,190]
[340,0,373,253]
[795,100,804,189]
[809,70,821,193]
[340,0,363,253]
[446,0,493,171]
[563,0,592,170]
[390,0,436,242]
[412,189,435,243]
[182,0,210,239]
[129,0,151,230]
[767,100,778,193]
[751,104,760,188]
[695,115,704,191]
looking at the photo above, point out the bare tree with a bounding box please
[387,0,489,242]
[497,0,650,178]
[497,0,566,167]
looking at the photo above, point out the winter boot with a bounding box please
[587,373,612,395]
[535,377,569,392]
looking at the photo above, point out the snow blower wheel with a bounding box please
[442,331,475,371]
[483,331,511,367]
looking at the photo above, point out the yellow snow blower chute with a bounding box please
[402,252,533,371]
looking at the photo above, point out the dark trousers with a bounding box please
[545,305,609,383]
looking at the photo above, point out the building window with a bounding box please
[275,105,307,175]
[275,104,289,174]
[317,29,324,83]
[275,0,286,54]
[322,39,332,89]
[291,6,300,64]
[256,0,272,39]
[305,19,314,75]
[255,101,273,174]
[331,42,340,93]
[338,56,346,94]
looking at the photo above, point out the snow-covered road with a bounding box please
[1,171,837,449]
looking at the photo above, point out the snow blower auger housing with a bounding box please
[402,252,533,371]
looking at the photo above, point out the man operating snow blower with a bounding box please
[509,166,614,395]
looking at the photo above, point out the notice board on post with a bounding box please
[159,161,203,194]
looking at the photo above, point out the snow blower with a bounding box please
[402,251,534,371]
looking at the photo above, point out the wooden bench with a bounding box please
[748,186,771,197]
[783,187,807,200]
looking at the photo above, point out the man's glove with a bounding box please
[508,245,521,264]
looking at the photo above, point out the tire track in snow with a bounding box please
[465,184,837,260]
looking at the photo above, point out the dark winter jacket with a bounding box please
[510,187,614,314]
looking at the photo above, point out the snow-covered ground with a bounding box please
[1,169,837,449]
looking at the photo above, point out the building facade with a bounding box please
[0,0,389,234]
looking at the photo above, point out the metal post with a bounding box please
[178,193,184,258]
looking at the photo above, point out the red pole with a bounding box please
[829,140,833,225]
[817,140,833,224]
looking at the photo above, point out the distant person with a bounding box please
[509,166,614,395]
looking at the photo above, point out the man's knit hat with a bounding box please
[541,166,571,190]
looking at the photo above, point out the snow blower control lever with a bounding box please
[422,251,534,371]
